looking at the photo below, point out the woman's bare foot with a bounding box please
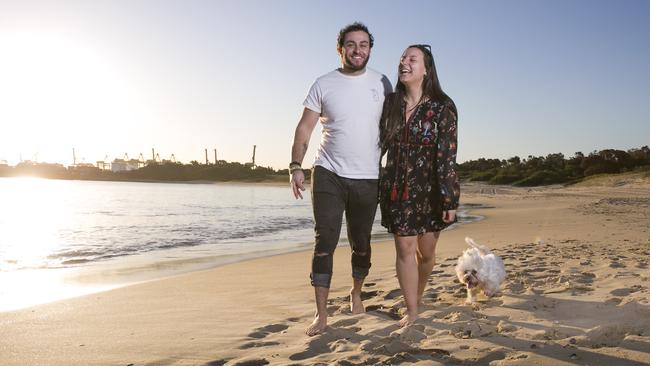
[305,314,327,336]
[350,289,365,314]
[398,313,418,328]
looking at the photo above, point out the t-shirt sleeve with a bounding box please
[381,75,393,96]
[303,80,322,114]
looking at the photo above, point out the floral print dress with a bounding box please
[380,98,460,236]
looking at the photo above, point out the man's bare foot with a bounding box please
[306,315,327,336]
[350,290,365,314]
[398,313,418,328]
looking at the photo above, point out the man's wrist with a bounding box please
[289,161,302,174]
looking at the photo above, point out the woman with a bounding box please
[379,44,459,327]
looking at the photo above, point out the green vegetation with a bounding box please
[0,160,302,183]
[458,146,650,186]
[2,146,648,186]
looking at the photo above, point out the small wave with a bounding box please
[60,258,92,265]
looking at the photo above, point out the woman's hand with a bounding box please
[442,210,456,223]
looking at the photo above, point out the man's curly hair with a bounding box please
[337,22,374,51]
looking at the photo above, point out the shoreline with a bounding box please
[1,182,648,365]
[0,199,487,313]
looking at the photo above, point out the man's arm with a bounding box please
[290,108,320,199]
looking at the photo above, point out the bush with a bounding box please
[514,170,566,186]
[489,172,524,184]
[469,169,497,182]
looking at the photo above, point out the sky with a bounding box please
[0,0,648,170]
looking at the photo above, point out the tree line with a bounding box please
[2,145,648,186]
[0,160,286,182]
[458,146,650,186]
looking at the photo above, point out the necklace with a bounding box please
[405,99,421,111]
[405,95,429,112]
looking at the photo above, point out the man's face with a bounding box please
[338,30,371,72]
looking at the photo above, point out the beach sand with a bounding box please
[1,180,649,365]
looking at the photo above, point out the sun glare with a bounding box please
[0,30,148,165]
[0,177,72,270]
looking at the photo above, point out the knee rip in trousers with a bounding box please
[312,250,334,274]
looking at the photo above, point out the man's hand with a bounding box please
[291,169,306,199]
[442,210,457,223]
[289,108,319,200]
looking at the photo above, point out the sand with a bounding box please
[1,181,649,366]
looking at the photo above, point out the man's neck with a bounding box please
[338,66,366,76]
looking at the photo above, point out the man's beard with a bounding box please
[343,54,369,71]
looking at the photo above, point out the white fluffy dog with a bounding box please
[455,237,506,304]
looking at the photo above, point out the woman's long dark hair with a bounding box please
[381,45,456,151]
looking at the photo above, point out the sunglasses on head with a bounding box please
[411,44,432,54]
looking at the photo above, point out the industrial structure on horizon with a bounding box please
[76,146,258,172]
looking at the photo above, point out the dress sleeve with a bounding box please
[437,100,460,211]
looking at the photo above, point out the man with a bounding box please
[290,22,392,336]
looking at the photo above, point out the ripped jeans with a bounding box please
[310,166,378,288]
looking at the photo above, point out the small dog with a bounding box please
[455,237,506,304]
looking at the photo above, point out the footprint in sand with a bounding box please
[361,290,380,300]
[330,318,359,328]
[505,281,526,294]
[230,358,270,366]
[422,291,438,301]
[290,330,363,361]
[383,288,402,300]
[369,306,401,320]
[207,360,228,366]
[528,266,549,273]
[238,341,280,349]
[326,304,342,315]
[452,288,467,298]
[390,324,427,343]
[365,304,381,311]
[610,286,643,296]
[610,260,626,268]
[605,297,623,305]
[567,272,596,285]
[246,323,289,339]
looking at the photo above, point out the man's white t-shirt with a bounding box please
[303,68,392,179]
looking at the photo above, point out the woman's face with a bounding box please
[398,47,427,86]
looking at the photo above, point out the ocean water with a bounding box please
[0,177,482,311]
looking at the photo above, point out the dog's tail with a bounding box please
[465,237,490,254]
[465,237,479,248]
